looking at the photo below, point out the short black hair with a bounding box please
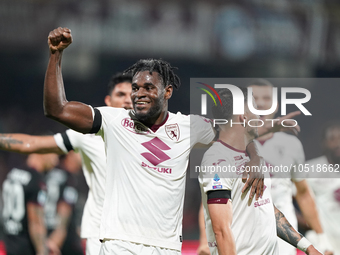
[123,58,181,90]
[212,87,248,121]
[107,72,133,95]
[247,78,273,87]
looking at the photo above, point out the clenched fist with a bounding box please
[48,27,72,53]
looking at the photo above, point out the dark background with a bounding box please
[1,0,340,240]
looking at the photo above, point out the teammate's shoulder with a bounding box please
[305,155,327,165]
[203,142,232,162]
[65,128,83,137]
[274,132,302,145]
[65,128,97,139]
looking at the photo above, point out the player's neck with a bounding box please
[154,109,168,126]
[218,128,247,151]
[140,109,168,128]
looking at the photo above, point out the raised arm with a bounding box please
[258,111,301,137]
[0,134,63,154]
[44,27,94,133]
[274,205,322,255]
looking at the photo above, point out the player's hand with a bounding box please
[306,245,324,255]
[48,27,72,54]
[241,155,265,200]
[47,239,61,255]
[262,111,301,136]
[196,243,211,255]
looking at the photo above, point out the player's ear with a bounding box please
[164,85,173,100]
[104,95,112,106]
[274,101,279,115]
[239,114,247,126]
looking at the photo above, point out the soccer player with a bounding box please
[199,88,322,255]
[43,27,266,254]
[305,121,340,254]
[2,153,50,255]
[250,79,332,255]
[0,71,133,255]
[45,151,83,255]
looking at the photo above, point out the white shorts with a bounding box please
[99,239,181,255]
[86,237,102,255]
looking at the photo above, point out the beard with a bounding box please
[325,149,340,165]
[134,98,163,125]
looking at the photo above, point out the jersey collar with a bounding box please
[217,139,246,153]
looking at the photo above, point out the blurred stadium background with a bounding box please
[0,0,340,254]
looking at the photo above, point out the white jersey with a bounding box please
[199,140,278,255]
[306,156,340,254]
[254,132,305,255]
[96,107,215,251]
[54,129,106,238]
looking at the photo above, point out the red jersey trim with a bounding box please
[150,112,169,132]
[207,198,229,204]
[217,139,246,153]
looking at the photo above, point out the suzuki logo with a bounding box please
[141,137,171,166]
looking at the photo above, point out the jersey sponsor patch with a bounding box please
[121,118,150,135]
[212,185,223,189]
[141,137,171,166]
[212,174,222,189]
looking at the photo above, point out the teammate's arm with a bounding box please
[0,134,64,154]
[294,180,323,233]
[197,203,211,255]
[27,202,48,255]
[47,201,72,250]
[258,111,301,136]
[44,27,94,133]
[274,205,322,255]
[208,201,235,255]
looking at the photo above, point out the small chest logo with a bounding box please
[165,124,180,141]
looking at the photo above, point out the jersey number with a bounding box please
[2,180,25,222]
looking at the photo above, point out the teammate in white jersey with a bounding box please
[305,122,340,254]
[0,72,133,255]
[43,27,267,254]
[199,88,322,255]
[250,79,332,255]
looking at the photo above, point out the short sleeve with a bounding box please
[199,154,234,194]
[54,129,83,153]
[190,115,215,146]
[95,106,127,137]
